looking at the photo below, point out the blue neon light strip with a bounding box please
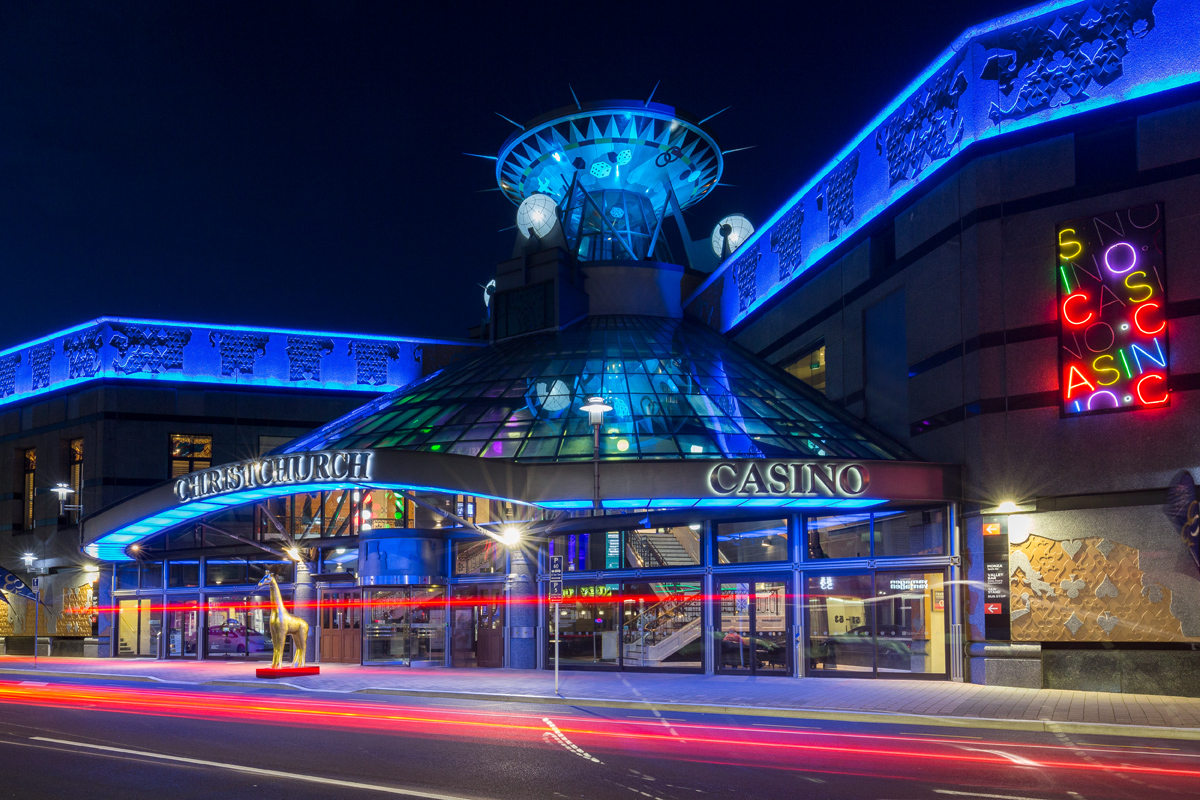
[683,0,1200,332]
[0,316,480,411]
[84,482,894,561]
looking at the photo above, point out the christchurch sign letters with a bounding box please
[707,461,869,498]
[174,450,372,503]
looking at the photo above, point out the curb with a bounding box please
[4,667,1198,741]
[0,668,162,683]
[350,687,1200,741]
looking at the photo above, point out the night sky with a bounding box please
[0,0,1027,346]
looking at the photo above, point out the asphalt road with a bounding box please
[0,676,1196,800]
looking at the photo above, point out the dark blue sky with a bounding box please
[0,0,1025,345]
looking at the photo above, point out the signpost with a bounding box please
[32,577,40,667]
[982,518,1011,641]
[549,555,563,694]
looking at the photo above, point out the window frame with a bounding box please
[168,433,213,478]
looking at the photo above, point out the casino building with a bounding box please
[70,0,1200,693]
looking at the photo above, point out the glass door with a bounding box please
[365,588,413,664]
[320,589,362,664]
[116,598,161,657]
[166,597,199,658]
[451,585,505,668]
[716,578,792,675]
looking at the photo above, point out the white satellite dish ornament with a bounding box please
[516,193,557,239]
[711,214,754,258]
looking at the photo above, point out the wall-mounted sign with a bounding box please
[889,578,928,592]
[174,450,372,503]
[982,518,1010,640]
[1057,203,1168,416]
[707,461,869,497]
[604,532,622,570]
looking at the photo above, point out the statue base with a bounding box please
[256,666,320,679]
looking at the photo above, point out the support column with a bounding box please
[293,562,318,662]
[507,545,537,669]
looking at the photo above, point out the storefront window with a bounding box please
[167,560,200,588]
[141,562,163,590]
[876,571,946,676]
[454,539,506,575]
[621,581,702,669]
[804,571,947,677]
[807,514,871,559]
[206,594,274,659]
[805,573,873,674]
[115,564,139,591]
[206,560,246,586]
[549,532,622,572]
[716,519,788,563]
[247,560,292,584]
[549,584,619,666]
[624,527,700,569]
[873,509,945,557]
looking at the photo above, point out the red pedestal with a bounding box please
[256,666,320,679]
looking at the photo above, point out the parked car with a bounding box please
[821,624,912,670]
[207,620,267,654]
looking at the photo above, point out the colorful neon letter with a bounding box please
[1135,373,1168,405]
[1062,293,1093,326]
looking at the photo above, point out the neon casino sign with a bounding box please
[1057,203,1168,416]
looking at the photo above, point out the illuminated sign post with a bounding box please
[549,555,563,695]
[1057,203,1169,415]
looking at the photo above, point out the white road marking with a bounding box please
[27,736,487,799]
[933,791,1056,800]
[955,747,1041,767]
[542,718,602,763]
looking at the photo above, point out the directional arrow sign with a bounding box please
[985,603,1002,615]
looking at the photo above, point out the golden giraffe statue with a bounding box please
[258,573,308,669]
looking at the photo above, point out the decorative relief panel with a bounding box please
[209,331,269,376]
[686,274,725,332]
[349,340,401,386]
[110,325,192,375]
[981,0,1158,125]
[63,327,103,379]
[770,204,805,282]
[816,150,859,242]
[28,344,54,391]
[286,336,335,381]
[876,52,968,186]
[0,353,20,399]
[56,585,94,637]
[1010,533,1198,642]
[732,244,762,313]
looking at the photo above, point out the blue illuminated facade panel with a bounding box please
[686,0,1200,332]
[0,317,475,409]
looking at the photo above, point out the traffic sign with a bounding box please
[985,603,1002,615]
[549,555,563,578]
[549,579,563,604]
[32,577,39,591]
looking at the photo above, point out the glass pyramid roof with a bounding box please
[280,316,907,463]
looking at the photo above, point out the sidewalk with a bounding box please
[4,655,1199,739]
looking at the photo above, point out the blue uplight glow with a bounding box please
[684,0,1200,332]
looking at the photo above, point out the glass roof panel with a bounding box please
[281,316,911,463]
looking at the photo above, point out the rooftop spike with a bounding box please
[644,80,660,107]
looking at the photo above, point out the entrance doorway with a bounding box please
[165,597,199,658]
[716,578,790,675]
[804,570,947,678]
[450,585,504,667]
[320,589,362,663]
[116,598,161,657]
[364,586,446,665]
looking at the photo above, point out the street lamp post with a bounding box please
[579,397,612,514]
